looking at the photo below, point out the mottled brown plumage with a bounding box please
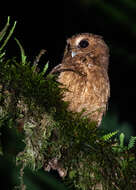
[51,33,110,126]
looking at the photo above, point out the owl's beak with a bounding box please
[71,51,78,58]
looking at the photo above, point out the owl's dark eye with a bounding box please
[78,40,89,48]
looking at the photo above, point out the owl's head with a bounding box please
[64,33,109,69]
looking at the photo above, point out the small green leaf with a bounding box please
[101,130,118,141]
[119,133,125,148]
[0,16,10,42]
[15,38,27,65]
[41,61,49,75]
[0,19,17,52]
[128,136,136,150]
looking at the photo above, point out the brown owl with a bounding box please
[51,33,110,126]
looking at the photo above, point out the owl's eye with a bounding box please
[78,40,89,48]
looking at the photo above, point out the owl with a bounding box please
[51,33,110,126]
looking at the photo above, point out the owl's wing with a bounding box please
[50,63,86,77]
[50,64,76,74]
[50,64,62,74]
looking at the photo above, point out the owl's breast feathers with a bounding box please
[53,57,110,125]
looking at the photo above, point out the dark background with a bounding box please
[1,1,136,188]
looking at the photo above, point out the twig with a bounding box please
[33,49,46,65]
